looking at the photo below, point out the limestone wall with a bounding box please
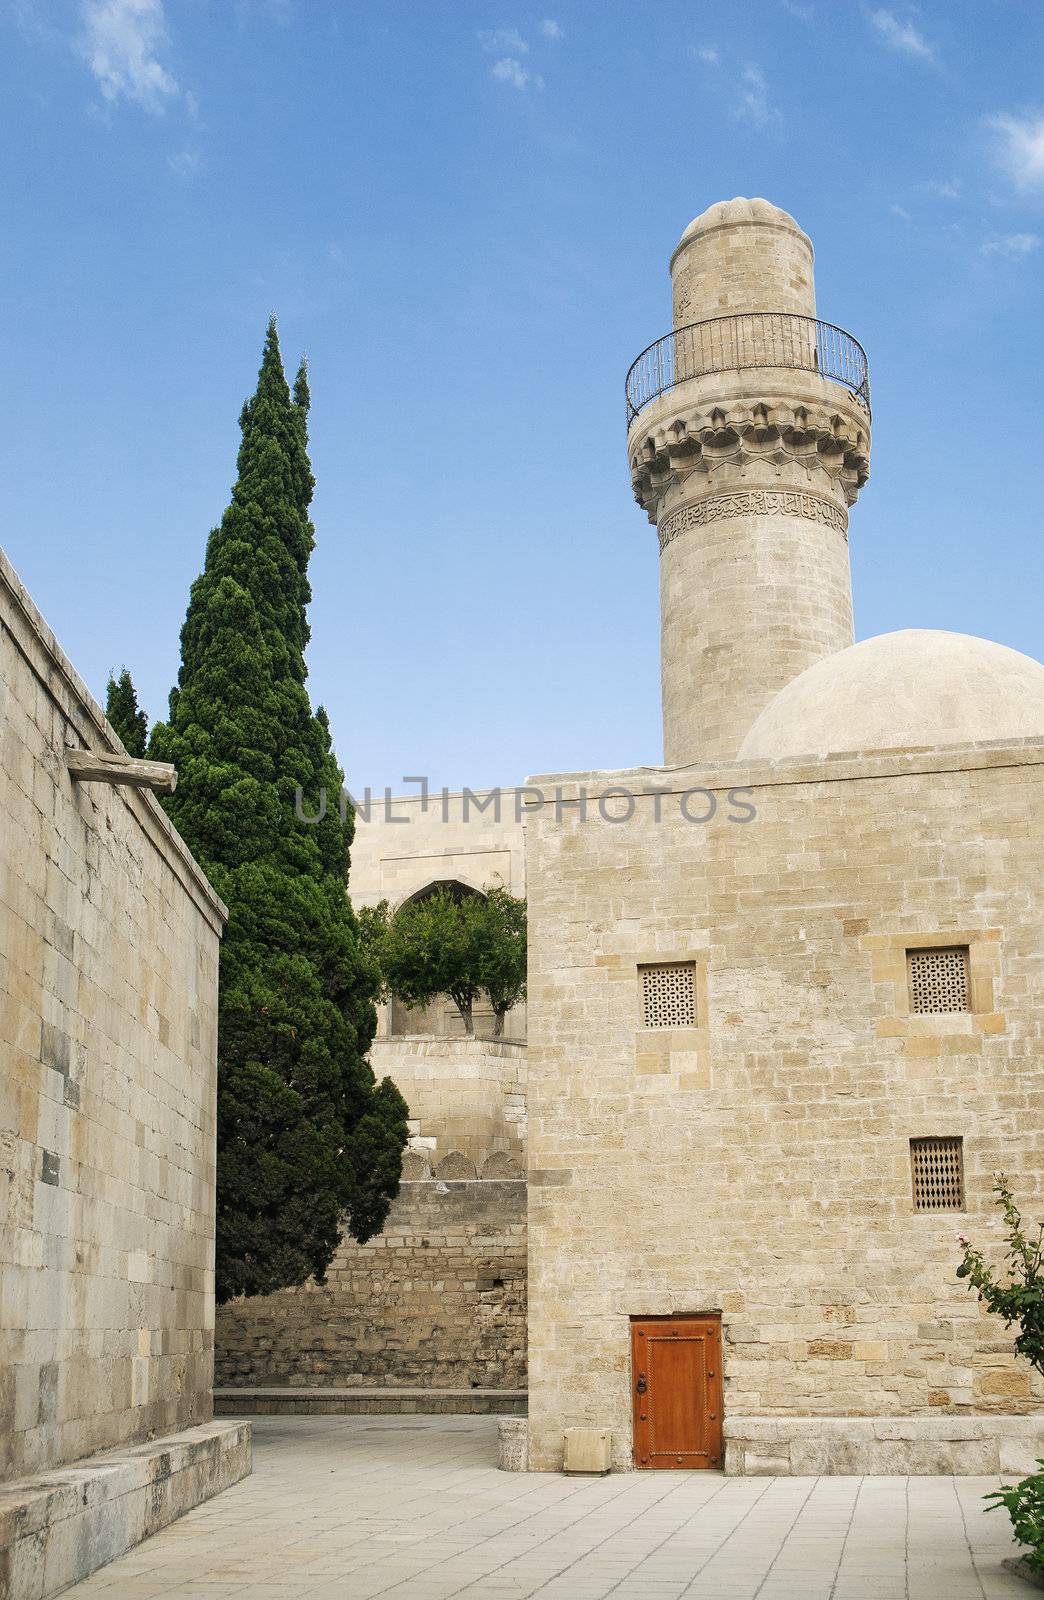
[373,1037,526,1176]
[0,546,226,1481]
[524,743,1044,1472]
[215,1179,526,1390]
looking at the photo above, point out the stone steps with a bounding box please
[214,1386,527,1417]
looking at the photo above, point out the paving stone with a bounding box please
[56,1416,1030,1599]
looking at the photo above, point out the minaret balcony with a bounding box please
[625,313,871,428]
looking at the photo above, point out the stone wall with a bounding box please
[0,546,227,1482]
[524,742,1044,1472]
[216,1179,526,1390]
[372,1037,526,1176]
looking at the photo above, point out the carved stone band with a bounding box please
[658,489,849,552]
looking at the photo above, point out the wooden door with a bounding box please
[631,1316,723,1469]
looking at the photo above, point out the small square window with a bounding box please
[639,962,696,1029]
[907,946,970,1014]
[910,1137,964,1211]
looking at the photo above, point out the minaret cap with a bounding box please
[669,195,816,327]
[670,196,813,268]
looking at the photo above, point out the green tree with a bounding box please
[958,1178,1044,1573]
[473,885,527,1037]
[356,899,391,1004]
[380,884,527,1038]
[149,319,407,1302]
[382,887,485,1035]
[105,667,148,757]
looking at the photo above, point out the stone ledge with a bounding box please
[724,1415,1044,1477]
[214,1387,527,1417]
[0,1420,250,1600]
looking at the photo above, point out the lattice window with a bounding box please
[639,963,696,1028]
[907,946,970,1014]
[910,1137,965,1211]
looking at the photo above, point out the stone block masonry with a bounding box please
[0,542,249,1591]
[524,742,1044,1473]
[0,1422,250,1600]
[216,1179,526,1392]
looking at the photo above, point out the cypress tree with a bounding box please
[150,319,407,1302]
[105,667,148,757]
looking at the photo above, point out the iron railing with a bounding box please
[625,313,871,426]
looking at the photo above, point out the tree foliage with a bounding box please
[956,1175,1044,1376]
[959,1177,1044,1572]
[474,885,527,1036]
[356,899,391,1004]
[378,883,527,1037]
[105,667,148,757]
[381,887,485,1035]
[985,1469,1044,1575]
[149,319,407,1302]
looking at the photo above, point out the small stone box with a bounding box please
[562,1428,612,1475]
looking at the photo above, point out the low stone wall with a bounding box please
[0,1420,250,1600]
[215,1387,525,1416]
[724,1415,1044,1476]
[215,1179,526,1391]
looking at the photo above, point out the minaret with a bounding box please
[626,197,871,766]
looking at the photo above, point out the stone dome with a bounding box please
[676,197,810,250]
[738,630,1044,761]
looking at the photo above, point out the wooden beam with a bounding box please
[66,748,178,795]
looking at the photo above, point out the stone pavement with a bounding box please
[64,1416,1029,1600]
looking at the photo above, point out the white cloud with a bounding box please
[479,27,528,55]
[783,0,814,17]
[989,114,1044,189]
[735,64,776,127]
[869,9,935,61]
[539,19,561,40]
[697,46,720,65]
[917,178,961,200]
[491,56,539,90]
[168,148,199,175]
[890,203,911,220]
[981,232,1041,259]
[79,0,179,111]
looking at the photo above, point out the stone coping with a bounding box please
[215,1388,527,1418]
[0,542,227,935]
[526,735,1044,801]
[372,1037,527,1056]
[215,1386,526,1400]
[0,1420,250,1600]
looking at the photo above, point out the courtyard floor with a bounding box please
[65,1415,1030,1600]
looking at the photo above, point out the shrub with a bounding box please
[986,1467,1044,1575]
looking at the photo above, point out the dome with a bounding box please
[676,197,810,250]
[738,630,1044,761]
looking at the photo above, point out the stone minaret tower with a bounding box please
[626,197,871,765]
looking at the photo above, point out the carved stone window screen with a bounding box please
[910,1137,964,1211]
[639,962,696,1029]
[907,946,970,1014]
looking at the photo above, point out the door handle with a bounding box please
[636,1373,647,1395]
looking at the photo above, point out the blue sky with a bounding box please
[2,2,1042,791]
